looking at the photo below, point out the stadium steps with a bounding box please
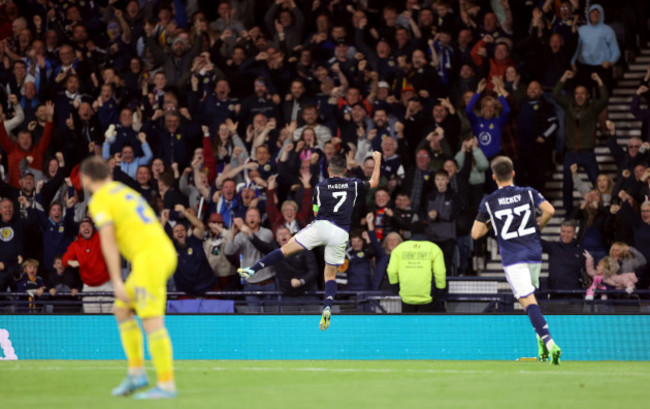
[476,46,648,279]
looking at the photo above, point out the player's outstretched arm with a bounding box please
[471,220,489,240]
[369,151,382,188]
[97,224,129,303]
[537,200,555,232]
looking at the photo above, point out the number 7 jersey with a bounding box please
[313,176,369,231]
[476,185,546,267]
[88,181,174,262]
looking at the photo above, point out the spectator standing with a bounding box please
[0,199,26,292]
[15,259,46,311]
[517,81,557,192]
[541,220,585,299]
[571,4,619,131]
[250,225,318,297]
[425,170,460,275]
[224,208,276,311]
[34,197,77,275]
[204,213,238,290]
[47,256,82,312]
[62,218,111,313]
[164,206,218,296]
[553,70,608,216]
[465,78,511,161]
[0,101,54,188]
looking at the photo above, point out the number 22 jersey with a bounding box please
[313,176,369,231]
[476,185,546,267]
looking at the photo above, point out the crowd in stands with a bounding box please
[0,0,649,312]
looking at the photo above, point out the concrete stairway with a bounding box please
[478,48,649,278]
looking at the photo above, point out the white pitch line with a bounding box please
[6,365,650,377]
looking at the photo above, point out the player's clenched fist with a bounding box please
[372,151,382,162]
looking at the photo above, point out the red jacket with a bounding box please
[62,232,110,287]
[470,39,515,90]
[0,121,53,187]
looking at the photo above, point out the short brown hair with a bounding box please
[80,156,111,181]
[490,156,514,182]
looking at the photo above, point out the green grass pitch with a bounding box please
[1,360,648,409]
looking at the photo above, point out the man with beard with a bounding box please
[239,77,279,128]
[292,104,332,148]
[282,79,314,126]
[164,205,218,296]
[114,164,157,205]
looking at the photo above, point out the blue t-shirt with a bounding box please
[476,185,545,266]
[314,177,369,231]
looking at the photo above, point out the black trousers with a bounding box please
[401,301,437,313]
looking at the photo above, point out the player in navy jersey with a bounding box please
[238,151,382,330]
[471,156,562,364]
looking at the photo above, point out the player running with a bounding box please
[471,156,562,364]
[238,151,382,330]
[81,156,178,398]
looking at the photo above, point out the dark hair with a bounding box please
[490,156,514,182]
[328,154,347,175]
[80,156,111,181]
[302,103,318,112]
[222,177,236,187]
[349,228,366,244]
[375,186,390,195]
[434,169,449,179]
[158,171,175,188]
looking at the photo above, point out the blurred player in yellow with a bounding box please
[80,156,177,399]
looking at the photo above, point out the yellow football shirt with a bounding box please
[88,181,173,262]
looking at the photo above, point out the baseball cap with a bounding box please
[209,213,224,223]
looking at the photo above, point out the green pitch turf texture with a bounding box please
[1,360,647,409]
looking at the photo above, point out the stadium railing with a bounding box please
[1,284,649,314]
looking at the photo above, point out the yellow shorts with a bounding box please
[114,247,177,319]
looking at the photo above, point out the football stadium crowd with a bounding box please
[0,0,649,312]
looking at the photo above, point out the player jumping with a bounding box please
[81,156,178,398]
[471,156,562,364]
[238,151,382,330]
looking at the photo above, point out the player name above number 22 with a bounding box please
[497,195,522,206]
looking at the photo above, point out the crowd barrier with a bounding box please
[1,314,649,361]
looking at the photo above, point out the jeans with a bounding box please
[563,151,599,216]
[242,280,278,313]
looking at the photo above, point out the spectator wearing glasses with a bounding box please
[605,120,648,179]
